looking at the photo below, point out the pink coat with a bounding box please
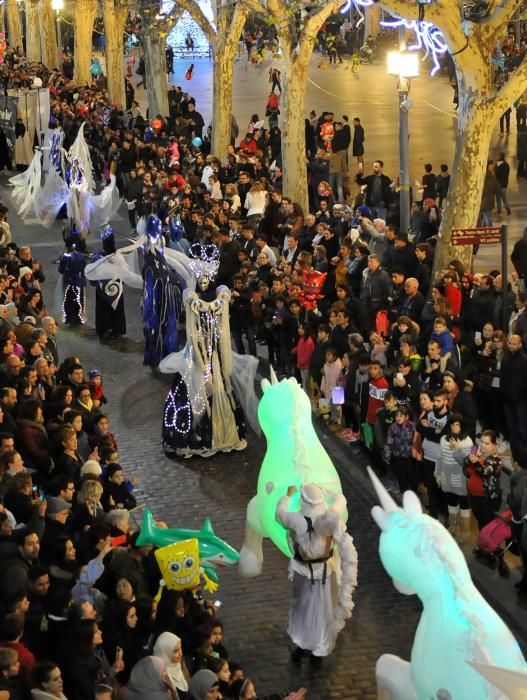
[321,358,342,399]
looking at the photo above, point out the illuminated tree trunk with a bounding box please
[172,1,247,157]
[374,0,527,276]
[143,27,168,117]
[211,46,237,157]
[210,6,247,157]
[365,5,380,39]
[74,0,96,84]
[281,54,309,212]
[0,8,5,33]
[5,0,22,50]
[433,42,509,275]
[433,97,497,273]
[40,0,59,69]
[26,0,41,62]
[102,0,129,108]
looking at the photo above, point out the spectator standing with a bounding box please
[352,118,365,165]
[360,255,391,332]
[436,164,450,207]
[495,152,511,215]
[294,324,315,395]
[479,161,500,227]
[383,406,416,493]
[501,334,527,462]
[434,414,473,542]
[465,430,503,530]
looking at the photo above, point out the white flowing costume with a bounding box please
[159,287,259,456]
[9,121,119,231]
[276,485,358,657]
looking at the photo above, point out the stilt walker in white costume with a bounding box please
[276,483,358,667]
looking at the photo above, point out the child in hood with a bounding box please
[87,368,107,408]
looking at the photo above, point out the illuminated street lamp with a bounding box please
[387,47,419,236]
[51,0,64,72]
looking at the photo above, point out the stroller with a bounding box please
[475,510,515,578]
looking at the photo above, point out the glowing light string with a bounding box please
[339,0,448,77]
[381,17,448,76]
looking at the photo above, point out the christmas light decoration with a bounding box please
[163,374,192,435]
[100,224,114,240]
[163,0,213,54]
[381,17,448,76]
[339,0,448,76]
[187,241,220,280]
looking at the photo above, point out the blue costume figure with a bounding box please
[142,214,181,368]
[91,225,126,341]
[58,233,88,325]
[168,215,190,255]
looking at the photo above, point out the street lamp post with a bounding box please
[51,0,64,72]
[387,47,419,235]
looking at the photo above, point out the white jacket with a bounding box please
[244,190,267,217]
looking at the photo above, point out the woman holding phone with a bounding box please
[464,430,504,530]
[102,601,145,685]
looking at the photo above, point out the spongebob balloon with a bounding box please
[155,539,201,591]
[367,467,527,700]
[155,539,219,594]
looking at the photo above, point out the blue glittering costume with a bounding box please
[142,214,181,368]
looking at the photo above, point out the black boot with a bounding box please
[310,654,323,669]
[291,647,306,663]
[498,558,510,578]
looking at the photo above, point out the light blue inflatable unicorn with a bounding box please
[367,467,527,700]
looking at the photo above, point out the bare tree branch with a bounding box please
[303,0,340,42]
[378,0,466,51]
[267,0,293,56]
[175,0,217,42]
[493,56,527,111]
[481,0,523,29]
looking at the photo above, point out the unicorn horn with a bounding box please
[467,660,527,700]
[367,466,398,513]
[269,366,279,385]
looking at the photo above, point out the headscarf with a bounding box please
[153,632,188,693]
[124,656,169,700]
[189,669,219,700]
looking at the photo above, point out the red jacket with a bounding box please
[445,284,462,316]
[296,336,315,370]
[367,377,389,425]
[0,640,35,677]
[15,420,52,474]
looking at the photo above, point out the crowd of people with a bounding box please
[0,237,312,700]
[0,13,525,698]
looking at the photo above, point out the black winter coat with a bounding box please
[501,350,527,403]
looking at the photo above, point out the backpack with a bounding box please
[267,93,279,110]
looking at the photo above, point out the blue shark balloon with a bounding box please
[367,467,527,699]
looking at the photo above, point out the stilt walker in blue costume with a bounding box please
[142,214,181,368]
[57,234,88,326]
[90,225,126,341]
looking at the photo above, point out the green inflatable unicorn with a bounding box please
[239,372,345,576]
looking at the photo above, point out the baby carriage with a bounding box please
[475,510,514,578]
